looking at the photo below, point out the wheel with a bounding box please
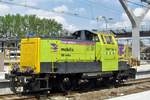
[60,77,72,92]
[10,76,23,94]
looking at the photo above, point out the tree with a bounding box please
[0,14,63,38]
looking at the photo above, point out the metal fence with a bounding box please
[0,47,20,72]
[117,38,150,62]
[99,24,150,33]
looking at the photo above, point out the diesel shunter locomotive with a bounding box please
[6,30,136,93]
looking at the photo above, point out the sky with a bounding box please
[0,0,150,32]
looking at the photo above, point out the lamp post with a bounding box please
[96,16,113,30]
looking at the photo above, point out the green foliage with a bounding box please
[0,14,63,38]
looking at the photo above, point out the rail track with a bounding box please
[48,78,150,100]
[0,78,150,100]
[0,94,37,100]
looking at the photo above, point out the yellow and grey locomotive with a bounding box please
[6,30,136,93]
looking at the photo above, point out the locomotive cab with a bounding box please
[65,30,119,72]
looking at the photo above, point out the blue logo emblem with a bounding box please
[50,43,58,52]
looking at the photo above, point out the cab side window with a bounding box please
[105,36,114,44]
[85,31,93,41]
[93,35,100,42]
[73,32,81,40]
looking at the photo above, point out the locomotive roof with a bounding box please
[73,30,114,35]
[72,30,97,35]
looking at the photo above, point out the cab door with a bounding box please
[100,34,118,71]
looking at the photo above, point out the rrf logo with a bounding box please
[50,43,58,52]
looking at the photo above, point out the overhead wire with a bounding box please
[77,0,95,20]
[0,0,128,22]
[2,0,148,19]
[2,0,144,25]
[126,0,150,8]
[85,0,123,15]
[0,0,93,20]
